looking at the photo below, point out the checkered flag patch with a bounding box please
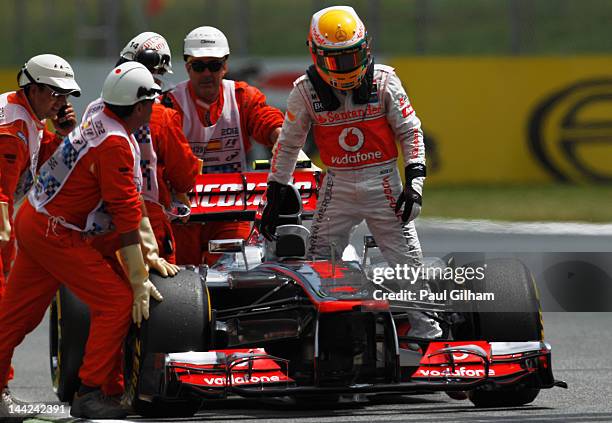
[61,142,79,168]
[37,172,61,197]
[135,125,152,144]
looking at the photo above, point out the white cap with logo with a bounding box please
[183,26,230,58]
[18,54,81,96]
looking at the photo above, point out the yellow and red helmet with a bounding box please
[307,6,370,90]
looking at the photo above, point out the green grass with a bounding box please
[421,185,612,222]
[5,0,612,66]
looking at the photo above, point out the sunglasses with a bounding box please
[137,86,162,99]
[189,59,225,73]
[44,85,67,98]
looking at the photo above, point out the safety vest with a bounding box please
[29,108,141,234]
[171,79,246,172]
[296,65,398,169]
[0,91,44,201]
[83,98,159,205]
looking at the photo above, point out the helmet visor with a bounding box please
[136,83,162,101]
[314,43,369,73]
[134,49,172,74]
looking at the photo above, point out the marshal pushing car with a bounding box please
[49,166,567,417]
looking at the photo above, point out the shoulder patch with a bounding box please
[293,74,309,87]
[375,63,395,74]
[160,94,175,109]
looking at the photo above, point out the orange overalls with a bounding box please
[0,108,141,393]
[166,80,283,265]
[0,90,63,386]
[89,101,200,269]
[142,103,200,262]
[84,103,199,395]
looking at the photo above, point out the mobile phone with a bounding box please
[57,105,72,129]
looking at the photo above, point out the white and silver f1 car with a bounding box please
[49,165,567,417]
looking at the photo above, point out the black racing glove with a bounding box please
[395,163,426,223]
[259,181,289,241]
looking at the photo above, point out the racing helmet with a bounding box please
[102,62,161,106]
[184,26,230,59]
[307,6,371,90]
[17,54,81,97]
[118,31,173,74]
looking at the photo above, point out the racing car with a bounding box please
[49,166,567,417]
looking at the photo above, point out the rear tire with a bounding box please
[49,287,90,403]
[451,258,543,407]
[124,269,208,418]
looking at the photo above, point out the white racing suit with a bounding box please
[269,64,441,339]
[311,165,422,267]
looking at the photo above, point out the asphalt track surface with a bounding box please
[9,221,612,422]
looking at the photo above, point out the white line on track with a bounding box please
[417,218,612,236]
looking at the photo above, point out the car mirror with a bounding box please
[208,239,250,271]
[208,239,245,254]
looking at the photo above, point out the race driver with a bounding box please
[0,53,80,408]
[84,32,200,274]
[0,62,163,420]
[261,6,441,339]
[163,26,284,265]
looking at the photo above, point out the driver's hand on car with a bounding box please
[118,243,164,327]
[260,181,289,241]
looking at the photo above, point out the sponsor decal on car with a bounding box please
[171,348,293,387]
[412,341,532,380]
[415,367,496,378]
[190,171,318,213]
[200,372,287,387]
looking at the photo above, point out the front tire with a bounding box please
[454,258,543,342]
[124,269,209,417]
[451,258,543,407]
[469,386,540,408]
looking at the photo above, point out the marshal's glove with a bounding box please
[259,181,289,241]
[117,244,164,327]
[139,216,180,277]
[0,202,11,247]
[395,163,426,223]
